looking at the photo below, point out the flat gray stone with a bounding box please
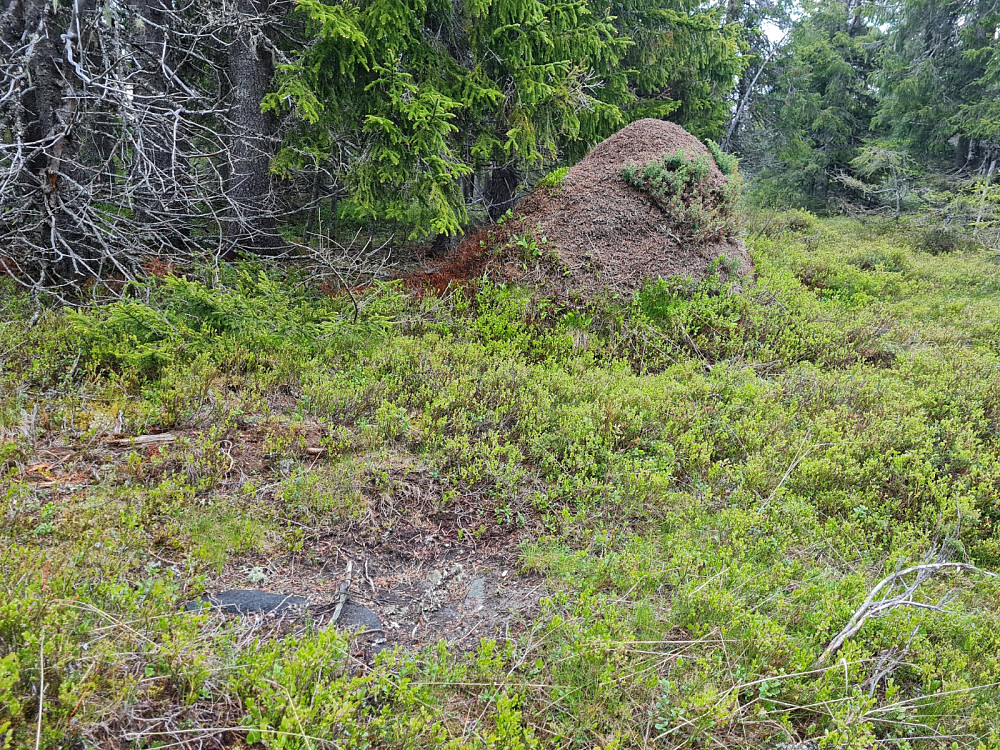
[337,603,384,633]
[185,589,307,615]
[464,577,487,610]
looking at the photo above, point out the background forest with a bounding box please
[1,0,998,294]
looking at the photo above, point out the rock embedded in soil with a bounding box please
[464,577,487,612]
[503,118,752,297]
[335,602,384,634]
[185,589,307,615]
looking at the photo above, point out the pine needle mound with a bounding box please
[502,119,752,297]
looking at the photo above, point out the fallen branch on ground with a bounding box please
[816,560,997,667]
[107,433,177,447]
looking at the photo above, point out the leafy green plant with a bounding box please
[745,207,820,238]
[5,215,1000,748]
[537,167,570,189]
[0,652,19,746]
[509,224,549,264]
[705,139,739,176]
[913,226,980,255]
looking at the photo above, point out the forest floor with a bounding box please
[3,214,1000,748]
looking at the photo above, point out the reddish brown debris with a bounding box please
[400,223,508,296]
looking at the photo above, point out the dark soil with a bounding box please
[206,457,543,659]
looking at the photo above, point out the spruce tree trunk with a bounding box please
[22,0,58,176]
[486,162,519,222]
[844,0,864,35]
[134,0,187,251]
[724,0,742,25]
[955,135,971,170]
[0,0,24,56]
[26,0,91,278]
[0,0,29,245]
[4,0,78,279]
[225,0,283,256]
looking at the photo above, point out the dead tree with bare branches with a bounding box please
[0,0,320,298]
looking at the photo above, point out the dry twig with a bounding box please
[816,559,996,667]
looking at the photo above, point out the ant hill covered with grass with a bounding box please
[499,119,752,297]
[415,120,753,299]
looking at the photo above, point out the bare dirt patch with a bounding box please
[13,420,545,660]
[205,460,544,658]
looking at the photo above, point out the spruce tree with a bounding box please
[873,0,999,167]
[612,0,745,137]
[269,0,743,238]
[269,0,631,236]
[750,0,879,206]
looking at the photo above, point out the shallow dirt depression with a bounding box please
[194,457,544,660]
[501,118,752,298]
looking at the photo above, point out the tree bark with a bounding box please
[486,161,519,222]
[845,0,864,36]
[225,0,283,257]
[0,0,24,55]
[723,35,785,150]
[724,0,742,25]
[22,0,88,278]
[22,0,58,175]
[955,135,971,170]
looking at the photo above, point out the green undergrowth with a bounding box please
[3,217,1000,747]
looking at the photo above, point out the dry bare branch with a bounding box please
[816,557,997,667]
[0,0,376,300]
